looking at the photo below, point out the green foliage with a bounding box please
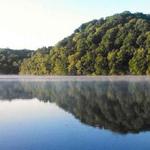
[0,49,33,74]
[20,47,52,75]
[2,12,150,75]
[42,12,150,75]
[94,55,108,75]
[50,47,68,75]
[129,48,147,75]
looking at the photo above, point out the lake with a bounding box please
[0,76,150,150]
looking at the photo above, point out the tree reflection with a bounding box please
[0,80,150,134]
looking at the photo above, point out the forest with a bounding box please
[2,11,150,75]
[0,48,33,74]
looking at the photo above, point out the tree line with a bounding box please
[2,11,150,75]
[0,48,33,74]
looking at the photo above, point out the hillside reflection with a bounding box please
[0,80,150,134]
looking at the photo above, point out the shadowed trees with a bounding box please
[0,48,33,74]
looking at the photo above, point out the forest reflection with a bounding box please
[0,80,150,134]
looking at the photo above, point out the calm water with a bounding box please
[0,77,150,150]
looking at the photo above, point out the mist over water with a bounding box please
[0,76,150,150]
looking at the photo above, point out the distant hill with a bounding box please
[0,48,34,74]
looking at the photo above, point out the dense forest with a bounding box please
[0,47,51,74]
[2,11,150,75]
[19,11,150,75]
[20,47,52,75]
[0,48,33,74]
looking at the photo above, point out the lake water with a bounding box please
[0,76,150,150]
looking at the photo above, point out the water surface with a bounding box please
[0,76,150,150]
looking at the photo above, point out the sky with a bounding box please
[0,0,149,50]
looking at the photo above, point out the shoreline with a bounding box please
[0,75,150,81]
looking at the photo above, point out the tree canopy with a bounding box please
[20,47,52,75]
[46,11,150,75]
[2,12,150,75]
[0,48,33,74]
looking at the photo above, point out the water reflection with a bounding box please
[0,80,150,134]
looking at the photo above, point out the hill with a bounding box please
[20,47,52,75]
[0,48,33,74]
[20,11,150,75]
[50,11,150,75]
[11,12,150,75]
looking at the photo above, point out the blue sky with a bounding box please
[0,0,149,49]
